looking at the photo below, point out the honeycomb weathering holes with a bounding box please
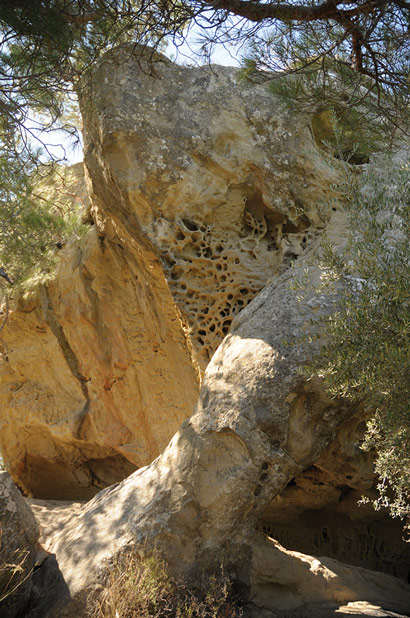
[154,195,312,369]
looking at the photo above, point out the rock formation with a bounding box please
[0,471,39,618]
[0,45,409,617]
[24,210,410,617]
[0,45,337,499]
[0,221,198,499]
[259,412,410,581]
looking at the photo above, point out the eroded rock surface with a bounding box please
[81,45,337,369]
[259,413,410,581]
[0,45,338,498]
[251,535,410,614]
[0,224,199,499]
[24,211,410,617]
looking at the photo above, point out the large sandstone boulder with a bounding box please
[0,45,338,499]
[0,471,39,618]
[28,212,410,616]
[81,45,336,369]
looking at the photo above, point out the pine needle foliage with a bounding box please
[0,153,87,286]
[1,1,409,283]
[0,1,174,285]
[240,5,410,139]
[310,149,410,530]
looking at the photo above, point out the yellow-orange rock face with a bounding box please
[0,224,199,498]
[0,46,337,498]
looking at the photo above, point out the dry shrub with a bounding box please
[89,550,243,618]
[0,548,29,603]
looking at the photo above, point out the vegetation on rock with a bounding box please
[0,548,29,606]
[89,551,242,618]
[0,159,87,286]
[0,0,409,543]
[310,149,410,531]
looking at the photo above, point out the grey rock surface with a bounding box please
[0,471,39,618]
